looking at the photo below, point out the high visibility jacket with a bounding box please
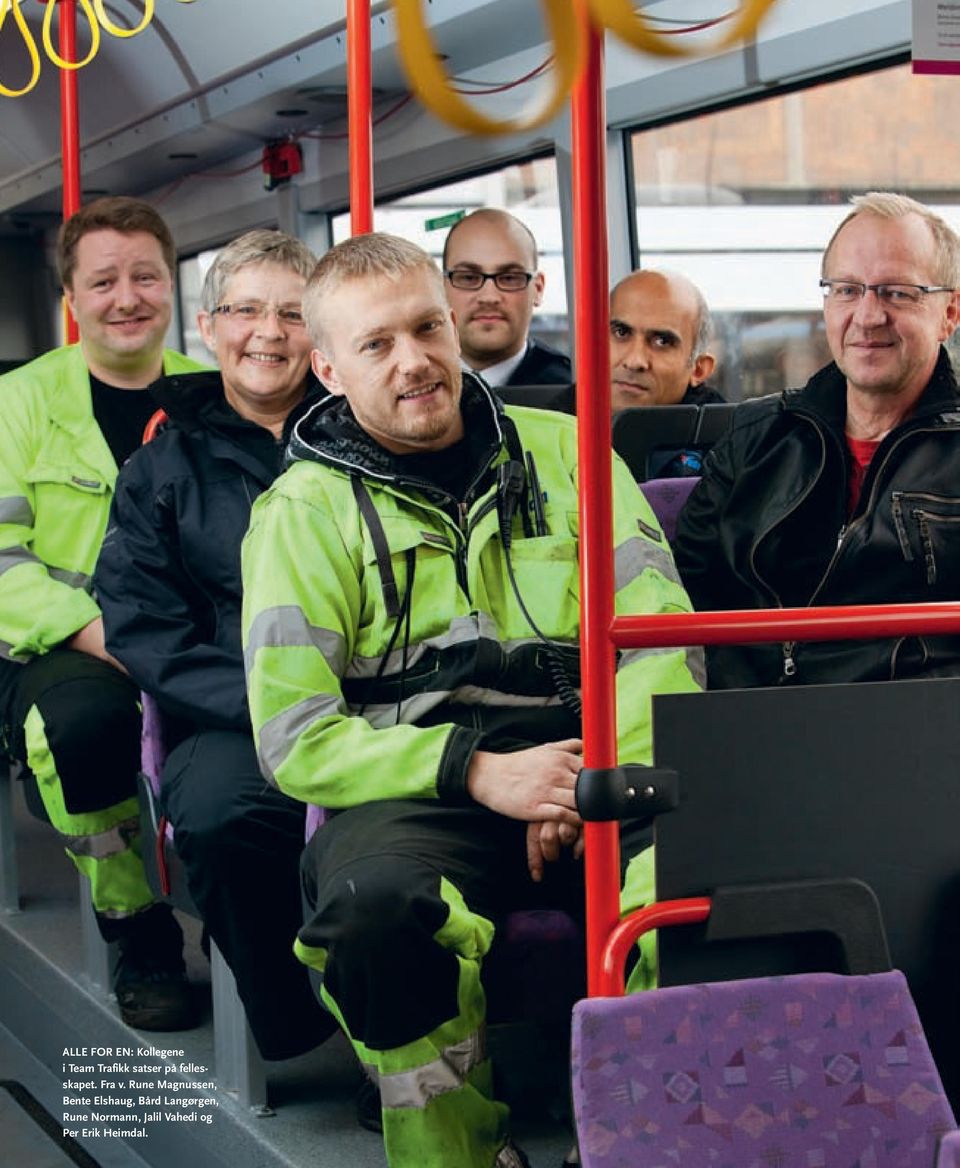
[242,377,703,807]
[0,344,203,662]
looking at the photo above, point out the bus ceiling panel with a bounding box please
[604,0,909,131]
[0,0,543,222]
[755,0,909,86]
[0,0,371,219]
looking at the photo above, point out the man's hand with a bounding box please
[526,820,584,882]
[66,618,128,675]
[466,738,583,826]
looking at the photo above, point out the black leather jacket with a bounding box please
[674,348,960,687]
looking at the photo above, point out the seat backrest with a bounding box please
[572,969,956,1168]
[638,476,698,543]
[612,402,736,481]
[652,677,960,1108]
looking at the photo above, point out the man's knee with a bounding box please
[21,665,139,813]
[315,855,449,957]
[308,854,465,1049]
[162,731,304,861]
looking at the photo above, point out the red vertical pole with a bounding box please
[347,0,374,235]
[571,12,620,994]
[60,0,81,343]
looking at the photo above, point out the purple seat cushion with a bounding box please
[572,970,955,1167]
[938,1129,960,1166]
[639,476,698,544]
[139,692,166,796]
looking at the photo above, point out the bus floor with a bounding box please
[0,777,575,1168]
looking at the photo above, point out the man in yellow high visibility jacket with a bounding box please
[0,197,204,1030]
[242,233,703,1167]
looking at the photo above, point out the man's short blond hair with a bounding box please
[304,233,444,347]
[822,192,960,288]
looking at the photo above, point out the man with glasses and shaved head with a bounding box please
[443,208,571,388]
[675,191,960,689]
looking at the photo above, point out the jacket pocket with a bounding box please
[498,531,581,638]
[891,491,960,588]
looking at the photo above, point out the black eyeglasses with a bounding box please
[445,269,535,293]
[819,279,955,307]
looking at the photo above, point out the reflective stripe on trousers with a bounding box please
[23,703,155,918]
[296,939,508,1168]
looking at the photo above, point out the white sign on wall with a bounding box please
[913,0,960,74]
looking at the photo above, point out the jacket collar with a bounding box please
[287,372,505,487]
[785,346,960,431]
[149,369,323,441]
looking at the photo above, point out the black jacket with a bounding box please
[674,348,960,688]
[682,382,726,406]
[95,370,322,731]
[505,337,572,387]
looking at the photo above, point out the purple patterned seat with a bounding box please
[638,476,698,544]
[939,1130,960,1166]
[572,970,956,1167]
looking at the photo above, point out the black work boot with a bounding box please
[110,905,198,1031]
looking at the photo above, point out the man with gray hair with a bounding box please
[675,191,960,688]
[96,229,334,1060]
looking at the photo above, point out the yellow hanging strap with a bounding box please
[42,0,101,71]
[0,0,41,97]
[393,0,588,136]
[92,0,154,39]
[1,0,199,99]
[588,0,780,58]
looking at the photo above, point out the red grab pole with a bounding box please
[570,11,620,996]
[347,0,374,235]
[609,601,960,650]
[59,0,81,342]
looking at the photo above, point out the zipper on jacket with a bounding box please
[748,415,830,610]
[807,424,944,611]
[781,642,797,678]
[747,410,838,684]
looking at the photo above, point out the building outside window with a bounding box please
[630,62,960,400]
[332,156,569,354]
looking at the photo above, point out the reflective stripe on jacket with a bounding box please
[0,345,204,661]
[242,377,703,807]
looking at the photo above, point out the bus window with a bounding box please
[331,156,569,354]
[630,62,960,401]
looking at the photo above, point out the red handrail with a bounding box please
[59,0,81,344]
[610,602,960,649]
[347,0,374,235]
[570,8,621,998]
[565,4,960,997]
[597,898,711,998]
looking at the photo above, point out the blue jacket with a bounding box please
[96,369,322,731]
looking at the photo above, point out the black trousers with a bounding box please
[2,649,141,812]
[0,650,173,942]
[160,729,336,1059]
[299,798,650,1052]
